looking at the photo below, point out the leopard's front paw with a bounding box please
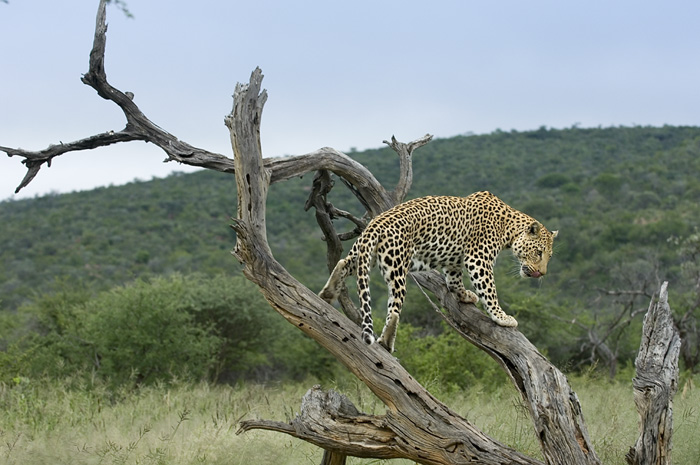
[491,313,518,328]
[463,290,478,304]
[457,289,478,305]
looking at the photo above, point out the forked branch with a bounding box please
[1,0,234,194]
[383,133,432,203]
[0,0,399,204]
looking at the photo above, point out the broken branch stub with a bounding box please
[626,282,680,465]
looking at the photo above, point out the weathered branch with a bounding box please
[302,170,363,326]
[331,207,366,238]
[0,132,137,193]
[4,1,431,204]
[269,149,392,216]
[626,282,680,465]
[1,0,234,194]
[238,387,400,460]
[411,272,601,465]
[80,0,235,174]
[0,1,423,204]
[304,170,347,272]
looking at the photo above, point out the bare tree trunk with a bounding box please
[626,282,680,465]
[226,68,598,465]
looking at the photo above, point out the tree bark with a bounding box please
[626,282,680,465]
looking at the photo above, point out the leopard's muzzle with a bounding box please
[521,266,543,278]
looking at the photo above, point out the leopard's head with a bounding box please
[511,222,558,278]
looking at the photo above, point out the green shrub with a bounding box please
[83,276,222,386]
[593,172,623,196]
[0,273,347,388]
[158,273,344,383]
[394,323,507,392]
[0,282,94,383]
[7,276,222,387]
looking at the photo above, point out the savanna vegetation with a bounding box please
[2,124,700,463]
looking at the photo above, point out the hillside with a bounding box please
[1,125,699,375]
[2,125,699,305]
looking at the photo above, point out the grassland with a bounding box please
[1,373,699,465]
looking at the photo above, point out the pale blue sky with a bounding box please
[2,1,699,199]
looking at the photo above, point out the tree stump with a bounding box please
[626,282,680,465]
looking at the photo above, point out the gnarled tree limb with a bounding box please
[411,272,600,464]
[2,5,400,205]
[238,387,399,460]
[1,0,234,194]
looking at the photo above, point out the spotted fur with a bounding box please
[319,191,558,352]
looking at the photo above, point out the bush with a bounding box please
[1,281,95,383]
[7,276,223,387]
[394,323,507,392]
[178,273,309,382]
[593,172,623,196]
[83,276,222,386]
[0,273,347,388]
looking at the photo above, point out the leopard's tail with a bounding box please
[356,228,380,345]
[319,242,359,303]
[318,228,379,346]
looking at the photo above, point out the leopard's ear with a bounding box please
[528,222,541,236]
[551,230,559,239]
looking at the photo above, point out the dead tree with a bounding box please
[1,2,680,464]
[626,282,680,465]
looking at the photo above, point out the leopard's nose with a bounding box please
[522,266,544,278]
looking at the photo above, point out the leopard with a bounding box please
[319,191,558,353]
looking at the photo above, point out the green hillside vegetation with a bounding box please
[2,125,700,388]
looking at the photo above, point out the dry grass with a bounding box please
[1,374,698,465]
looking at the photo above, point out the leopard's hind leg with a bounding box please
[376,245,411,353]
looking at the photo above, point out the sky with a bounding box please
[1,0,699,200]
